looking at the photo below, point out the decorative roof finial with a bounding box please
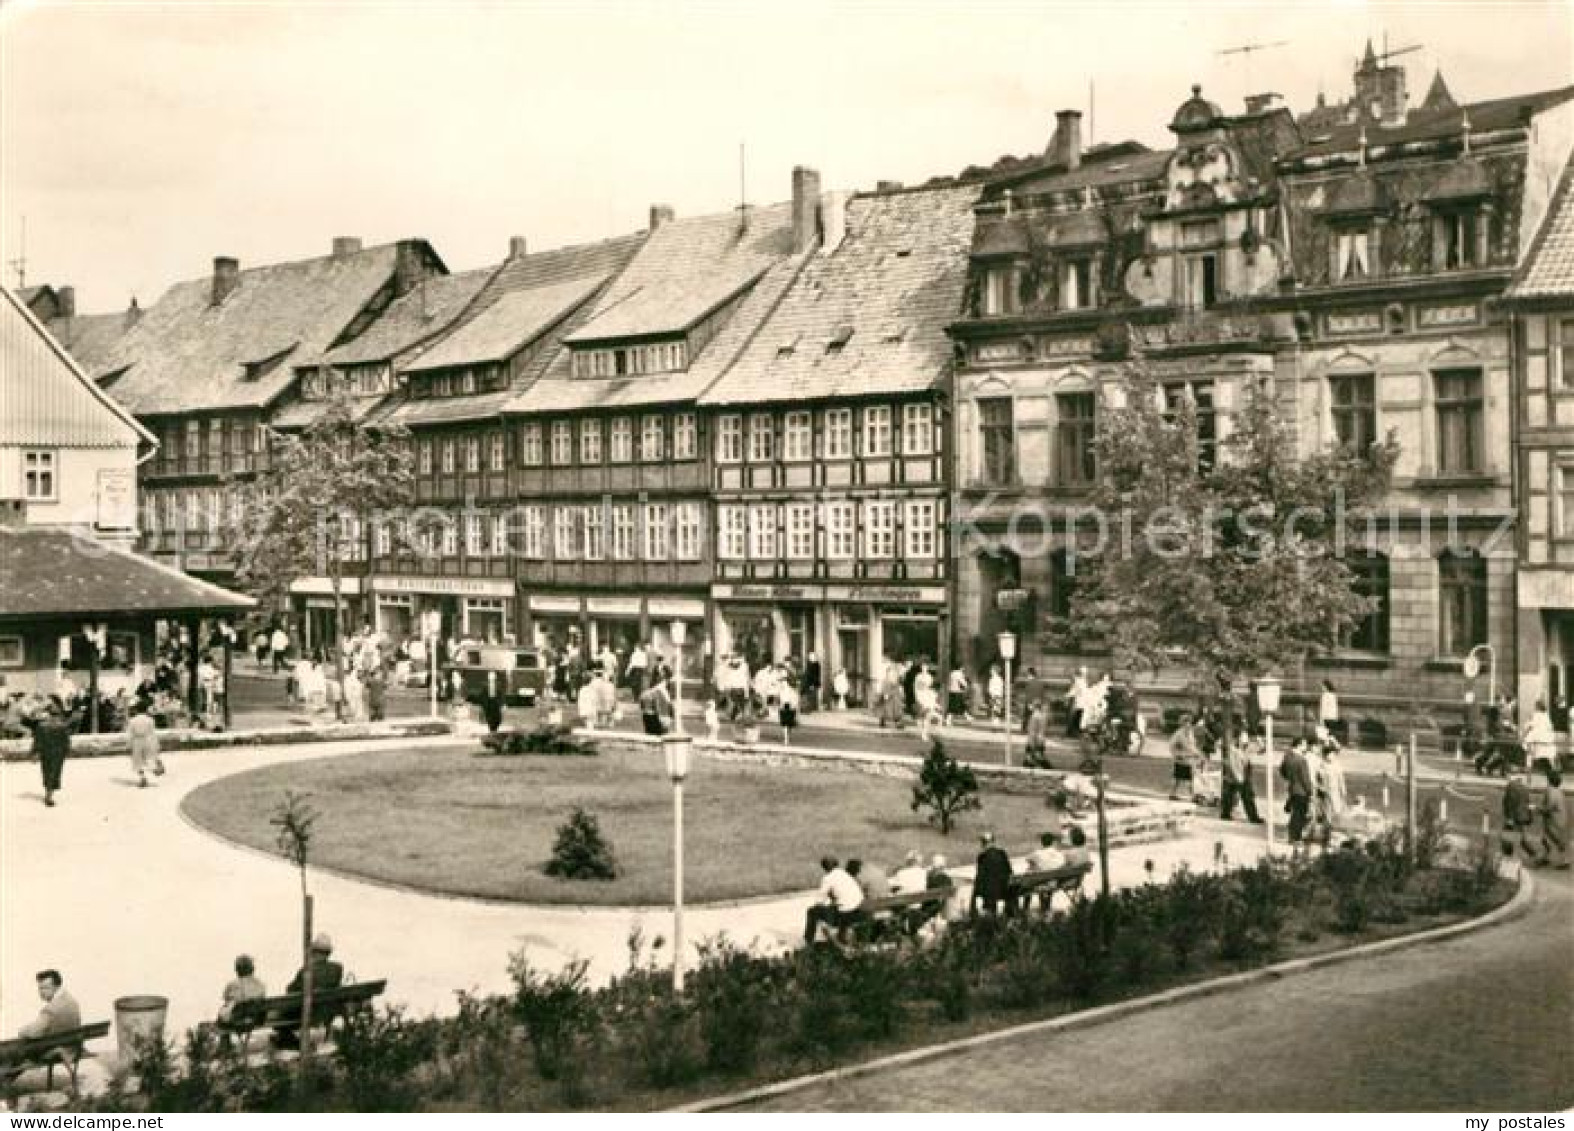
[1358,127,1369,167]
[1461,108,1473,154]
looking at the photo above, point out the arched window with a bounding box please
[1438,549,1488,656]
[1342,551,1389,653]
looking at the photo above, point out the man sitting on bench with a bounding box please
[17,970,80,1041]
[802,856,864,944]
[273,933,345,1049]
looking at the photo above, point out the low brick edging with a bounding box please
[671,866,1537,1113]
[579,729,1194,847]
[0,717,455,762]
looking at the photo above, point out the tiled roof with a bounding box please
[0,527,253,620]
[1,288,152,450]
[986,147,1171,198]
[94,242,413,414]
[1290,86,1574,159]
[48,311,133,377]
[267,393,390,431]
[404,275,608,372]
[320,269,493,366]
[562,204,793,345]
[1508,151,1574,300]
[700,183,979,408]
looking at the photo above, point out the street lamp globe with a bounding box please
[1255,675,1282,715]
[663,734,691,782]
[998,631,1017,662]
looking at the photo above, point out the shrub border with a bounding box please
[673,864,1536,1113]
[0,717,455,762]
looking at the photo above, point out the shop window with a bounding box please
[579,419,603,465]
[675,502,703,561]
[827,501,855,559]
[902,403,933,455]
[904,499,936,558]
[784,412,812,461]
[1438,548,1487,656]
[1435,368,1484,474]
[748,414,774,463]
[22,449,57,500]
[864,406,893,458]
[716,415,743,463]
[824,408,853,459]
[583,504,605,560]
[551,422,574,466]
[719,505,747,560]
[673,413,698,460]
[749,503,777,559]
[465,599,507,642]
[978,398,1015,485]
[1055,393,1096,486]
[1330,373,1376,454]
[1342,551,1390,652]
[0,636,24,668]
[863,500,896,559]
[520,423,544,466]
[610,418,634,463]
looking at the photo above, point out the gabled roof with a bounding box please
[320,268,493,367]
[700,183,979,408]
[1,287,153,450]
[986,147,1172,199]
[1508,151,1574,301]
[95,241,422,414]
[508,205,804,416]
[49,311,134,378]
[1291,85,1574,160]
[0,526,253,620]
[404,274,607,372]
[561,204,794,345]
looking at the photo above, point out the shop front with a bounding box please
[522,593,710,684]
[288,576,366,655]
[366,576,518,647]
[711,582,947,707]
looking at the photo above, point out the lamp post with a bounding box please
[1465,644,1496,705]
[998,631,1017,767]
[1256,675,1282,853]
[421,609,442,719]
[663,734,692,993]
[670,620,687,736]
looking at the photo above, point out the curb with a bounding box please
[671,866,1537,1113]
[0,718,455,762]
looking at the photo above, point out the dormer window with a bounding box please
[1335,228,1371,281]
[571,339,688,378]
[981,264,1021,316]
[1435,208,1480,270]
[1060,257,1097,311]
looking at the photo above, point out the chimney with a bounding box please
[509,235,529,259]
[875,180,904,192]
[211,257,239,306]
[791,166,822,254]
[648,204,675,231]
[393,239,426,297]
[332,236,362,258]
[1244,92,1285,115]
[818,191,850,253]
[56,285,75,319]
[1049,109,1083,170]
[124,296,142,330]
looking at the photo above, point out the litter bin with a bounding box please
[114,995,168,1064]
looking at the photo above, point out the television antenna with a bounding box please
[8,216,26,290]
[1218,40,1288,98]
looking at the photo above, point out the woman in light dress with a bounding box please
[126,697,164,787]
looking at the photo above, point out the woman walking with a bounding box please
[126,696,164,788]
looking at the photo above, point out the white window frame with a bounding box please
[864,406,893,458]
[611,503,636,560]
[21,449,57,501]
[863,499,896,559]
[827,501,856,560]
[749,503,777,559]
[520,424,544,466]
[417,438,434,475]
[786,502,815,559]
[717,414,743,463]
[783,411,812,461]
[440,438,457,475]
[676,501,703,561]
[902,404,933,455]
[610,417,634,463]
[824,408,853,459]
[583,503,605,560]
[488,432,506,472]
[904,499,937,559]
[493,513,509,556]
[551,422,574,466]
[641,415,664,462]
[720,505,747,560]
[553,507,578,560]
[466,513,486,557]
[441,518,459,557]
[748,414,775,463]
[522,505,545,559]
[464,436,481,474]
[673,413,698,460]
[644,502,670,560]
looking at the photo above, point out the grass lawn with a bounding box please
[180,743,1070,905]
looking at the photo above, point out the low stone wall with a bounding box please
[579,729,1193,848]
[0,717,455,763]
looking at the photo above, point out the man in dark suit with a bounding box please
[1279,740,1314,843]
[31,699,75,808]
[274,933,346,1049]
[972,832,1015,916]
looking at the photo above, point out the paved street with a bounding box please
[738,868,1574,1112]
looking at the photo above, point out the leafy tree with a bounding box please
[224,388,416,704]
[910,739,982,834]
[1071,364,1397,740]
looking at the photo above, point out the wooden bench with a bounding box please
[0,1021,110,1100]
[849,887,951,943]
[1007,862,1092,914]
[216,980,387,1048]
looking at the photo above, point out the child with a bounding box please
[704,699,721,742]
[779,682,799,745]
[832,668,850,711]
